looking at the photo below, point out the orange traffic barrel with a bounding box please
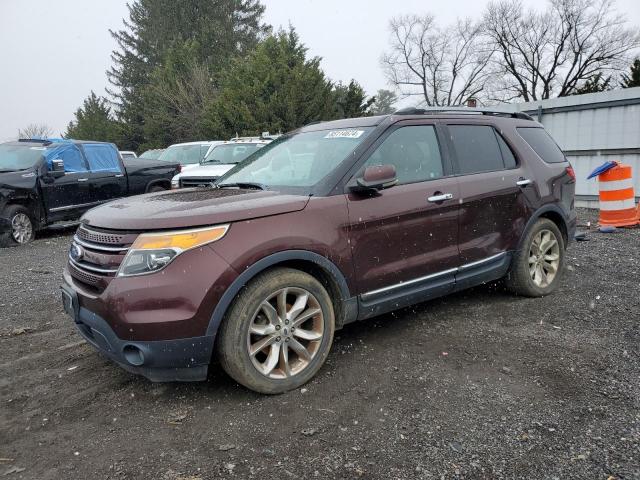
[598,163,639,227]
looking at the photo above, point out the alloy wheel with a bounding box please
[528,229,560,288]
[247,287,324,379]
[11,213,33,244]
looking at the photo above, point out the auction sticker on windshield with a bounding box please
[324,129,365,139]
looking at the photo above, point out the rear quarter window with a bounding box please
[517,127,566,164]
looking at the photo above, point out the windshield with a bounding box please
[217,127,374,189]
[202,143,265,165]
[0,143,47,172]
[158,144,206,165]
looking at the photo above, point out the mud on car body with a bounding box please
[61,109,576,394]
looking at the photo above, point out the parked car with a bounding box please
[119,150,137,160]
[61,109,576,394]
[157,141,222,172]
[171,138,271,189]
[0,139,179,246]
[139,148,165,160]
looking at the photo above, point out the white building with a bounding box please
[504,87,640,207]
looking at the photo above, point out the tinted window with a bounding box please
[449,125,504,174]
[495,132,517,169]
[517,127,566,163]
[363,125,444,184]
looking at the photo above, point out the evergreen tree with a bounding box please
[205,29,337,138]
[141,41,217,149]
[621,58,640,88]
[571,73,612,95]
[370,89,398,115]
[65,92,121,143]
[332,80,375,118]
[107,0,268,148]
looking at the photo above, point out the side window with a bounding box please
[363,125,444,185]
[495,131,517,169]
[517,127,566,163]
[47,145,88,173]
[449,125,504,174]
[83,144,123,173]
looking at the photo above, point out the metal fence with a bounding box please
[503,87,640,207]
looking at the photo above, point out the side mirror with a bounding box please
[350,164,398,193]
[50,159,65,178]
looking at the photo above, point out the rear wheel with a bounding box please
[0,205,35,247]
[148,185,167,193]
[217,268,335,394]
[506,218,565,297]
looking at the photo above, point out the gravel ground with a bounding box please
[0,209,639,480]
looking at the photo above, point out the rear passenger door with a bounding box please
[81,144,127,204]
[443,122,534,269]
[346,121,460,316]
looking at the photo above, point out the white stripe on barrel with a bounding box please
[599,199,637,211]
[598,178,634,191]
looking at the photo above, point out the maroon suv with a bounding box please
[61,108,576,394]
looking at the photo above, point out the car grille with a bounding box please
[68,225,139,293]
[179,177,218,188]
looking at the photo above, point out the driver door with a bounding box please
[39,145,90,222]
[345,122,460,318]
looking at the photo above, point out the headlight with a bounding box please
[118,224,229,277]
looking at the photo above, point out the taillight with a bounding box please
[566,165,576,181]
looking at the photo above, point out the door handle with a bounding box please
[114,174,124,178]
[516,178,532,186]
[427,193,453,203]
[77,178,89,182]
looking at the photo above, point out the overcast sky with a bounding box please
[1,0,639,142]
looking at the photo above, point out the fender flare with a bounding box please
[517,204,570,251]
[145,179,171,192]
[205,250,352,336]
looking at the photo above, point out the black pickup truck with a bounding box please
[0,139,178,246]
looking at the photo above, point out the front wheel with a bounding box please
[217,268,335,394]
[505,218,565,297]
[0,205,35,247]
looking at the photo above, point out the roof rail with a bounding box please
[394,107,534,121]
[18,138,53,145]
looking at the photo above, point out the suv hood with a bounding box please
[82,188,310,230]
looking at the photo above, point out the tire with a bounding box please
[217,267,335,394]
[0,205,35,247]
[148,185,166,193]
[505,218,565,297]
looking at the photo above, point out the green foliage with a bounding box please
[621,58,640,88]
[204,29,338,138]
[107,0,268,149]
[65,92,122,144]
[571,73,612,95]
[332,80,375,118]
[140,41,217,150]
[369,89,398,115]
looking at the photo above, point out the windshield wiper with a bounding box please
[0,169,16,173]
[216,182,267,190]
[201,159,221,164]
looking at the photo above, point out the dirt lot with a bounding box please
[1,209,639,480]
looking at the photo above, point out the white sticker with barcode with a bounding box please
[324,129,365,139]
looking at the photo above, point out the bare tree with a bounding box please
[484,0,640,101]
[381,15,495,106]
[18,123,53,139]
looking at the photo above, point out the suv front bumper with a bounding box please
[61,281,213,381]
